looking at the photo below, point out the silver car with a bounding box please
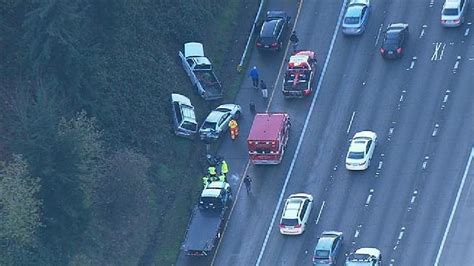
[342,0,371,35]
[199,104,241,141]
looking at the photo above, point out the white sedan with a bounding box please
[346,131,377,170]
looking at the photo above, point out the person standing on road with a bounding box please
[202,175,210,189]
[249,66,259,89]
[229,119,239,140]
[221,160,229,177]
[290,31,299,51]
[243,175,252,194]
[260,80,268,100]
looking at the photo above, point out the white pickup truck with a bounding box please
[178,42,224,101]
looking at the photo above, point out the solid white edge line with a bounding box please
[315,201,326,224]
[346,111,356,134]
[434,147,474,266]
[255,0,349,265]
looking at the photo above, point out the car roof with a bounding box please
[350,142,367,153]
[261,20,279,37]
[248,113,288,141]
[206,110,226,123]
[316,235,336,250]
[283,198,303,218]
[346,5,364,17]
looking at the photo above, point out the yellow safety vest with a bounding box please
[221,160,229,174]
[208,166,217,176]
[218,175,226,182]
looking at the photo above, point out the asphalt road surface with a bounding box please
[176,0,474,265]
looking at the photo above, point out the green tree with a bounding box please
[90,149,153,265]
[0,154,42,265]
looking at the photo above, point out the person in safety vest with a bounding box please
[221,160,229,176]
[229,119,239,140]
[208,165,217,177]
[202,176,210,188]
[218,174,226,182]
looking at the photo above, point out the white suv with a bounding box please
[279,193,313,235]
[441,0,469,27]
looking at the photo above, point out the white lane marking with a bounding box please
[431,42,446,61]
[354,229,360,238]
[443,94,449,103]
[429,0,435,7]
[398,228,405,240]
[378,161,383,170]
[465,28,470,36]
[453,56,461,73]
[375,23,383,47]
[434,147,474,266]
[315,201,325,224]
[432,123,439,137]
[399,94,404,102]
[255,1,349,264]
[419,25,428,38]
[347,111,356,134]
[365,194,373,205]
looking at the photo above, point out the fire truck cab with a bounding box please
[282,50,317,98]
[247,113,290,165]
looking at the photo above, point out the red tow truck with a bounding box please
[247,113,290,165]
[282,50,317,98]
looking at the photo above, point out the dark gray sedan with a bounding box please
[342,0,371,35]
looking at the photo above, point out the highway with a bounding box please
[177,0,473,265]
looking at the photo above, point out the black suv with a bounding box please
[380,23,409,59]
[256,11,290,51]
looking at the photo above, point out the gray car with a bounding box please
[342,0,371,35]
[313,231,344,265]
[199,104,241,141]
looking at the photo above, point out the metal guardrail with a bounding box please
[237,0,266,73]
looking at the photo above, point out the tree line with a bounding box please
[0,0,225,264]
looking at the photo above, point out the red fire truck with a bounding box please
[247,113,290,165]
[282,50,317,98]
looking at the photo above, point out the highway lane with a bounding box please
[435,149,474,266]
[177,0,473,265]
[257,0,474,266]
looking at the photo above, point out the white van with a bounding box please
[441,0,469,27]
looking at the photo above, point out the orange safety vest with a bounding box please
[229,119,238,129]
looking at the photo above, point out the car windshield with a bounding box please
[348,151,365,159]
[443,8,459,16]
[281,218,299,226]
[201,121,216,130]
[344,17,360,25]
[314,250,330,258]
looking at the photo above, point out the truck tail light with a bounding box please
[396,48,402,54]
[271,42,278,47]
[256,42,262,47]
[380,48,385,54]
[304,88,311,95]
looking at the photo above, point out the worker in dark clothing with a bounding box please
[290,31,299,51]
[260,80,268,99]
[243,175,252,194]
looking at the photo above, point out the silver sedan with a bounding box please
[199,104,242,141]
[342,0,371,35]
